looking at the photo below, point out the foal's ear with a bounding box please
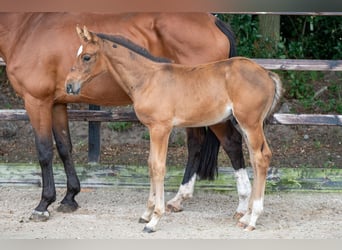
[76,25,97,43]
[76,25,87,43]
[83,26,93,41]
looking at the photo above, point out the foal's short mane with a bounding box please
[96,33,172,63]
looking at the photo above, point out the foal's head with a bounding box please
[65,25,106,95]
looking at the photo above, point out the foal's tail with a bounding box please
[267,71,284,117]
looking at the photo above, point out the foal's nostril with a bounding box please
[66,84,73,94]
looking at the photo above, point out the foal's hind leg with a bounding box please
[52,104,80,213]
[238,125,272,231]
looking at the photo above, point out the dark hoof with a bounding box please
[138,218,149,224]
[29,210,50,222]
[57,203,78,213]
[143,226,156,233]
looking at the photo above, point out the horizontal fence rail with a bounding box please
[253,59,342,71]
[2,58,342,70]
[220,12,342,16]
[0,109,341,126]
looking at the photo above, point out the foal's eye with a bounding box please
[82,54,91,62]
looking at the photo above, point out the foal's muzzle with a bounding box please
[65,81,81,95]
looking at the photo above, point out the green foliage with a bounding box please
[281,16,342,59]
[326,81,342,113]
[216,14,260,57]
[282,71,316,100]
[107,121,132,132]
[142,131,150,140]
[216,14,285,58]
[215,14,342,113]
[0,66,7,82]
[316,77,342,113]
[216,14,342,60]
[279,71,342,113]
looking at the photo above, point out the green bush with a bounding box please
[216,14,342,60]
[216,14,342,113]
[280,16,342,60]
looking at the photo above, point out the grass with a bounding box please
[107,121,133,132]
[2,163,341,192]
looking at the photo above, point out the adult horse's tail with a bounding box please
[196,17,238,180]
[214,17,237,58]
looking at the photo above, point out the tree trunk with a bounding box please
[258,14,280,56]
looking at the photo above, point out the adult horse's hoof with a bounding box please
[29,210,50,222]
[143,226,156,233]
[57,203,78,213]
[138,218,149,224]
[233,212,244,220]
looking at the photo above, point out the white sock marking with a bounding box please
[234,168,251,213]
[248,198,264,228]
[167,174,196,209]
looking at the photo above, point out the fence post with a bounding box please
[88,104,101,164]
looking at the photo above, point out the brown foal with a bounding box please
[65,26,283,232]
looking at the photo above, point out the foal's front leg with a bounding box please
[140,125,171,233]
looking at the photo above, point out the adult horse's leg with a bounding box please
[24,95,56,221]
[166,127,206,212]
[208,121,251,218]
[52,104,80,212]
[166,120,250,216]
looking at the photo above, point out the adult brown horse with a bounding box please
[0,13,249,221]
[65,27,282,232]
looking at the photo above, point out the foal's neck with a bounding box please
[103,41,161,99]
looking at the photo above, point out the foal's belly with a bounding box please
[172,104,233,127]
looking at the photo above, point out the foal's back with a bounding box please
[136,57,276,128]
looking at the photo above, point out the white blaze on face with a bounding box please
[77,45,83,57]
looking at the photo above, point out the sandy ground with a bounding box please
[0,186,341,239]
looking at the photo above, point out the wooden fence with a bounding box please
[1,12,342,162]
[1,58,341,127]
[1,58,341,162]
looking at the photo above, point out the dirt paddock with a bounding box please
[0,186,341,239]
